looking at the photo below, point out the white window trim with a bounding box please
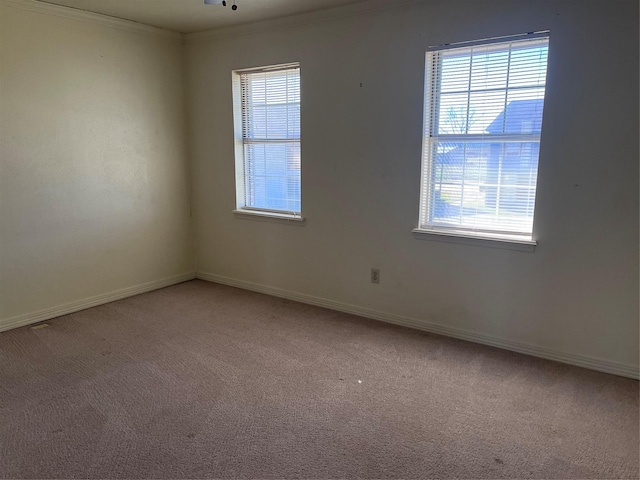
[416,32,549,248]
[412,227,536,252]
[231,63,303,222]
[233,209,305,225]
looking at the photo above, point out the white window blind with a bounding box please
[239,64,301,215]
[419,34,549,240]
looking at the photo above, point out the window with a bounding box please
[417,33,549,243]
[233,63,301,219]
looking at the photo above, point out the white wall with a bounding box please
[186,0,639,375]
[0,2,194,327]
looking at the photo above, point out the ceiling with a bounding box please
[37,0,371,34]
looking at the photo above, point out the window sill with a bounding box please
[412,228,536,252]
[233,209,306,225]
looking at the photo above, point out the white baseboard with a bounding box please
[0,272,196,333]
[197,271,639,380]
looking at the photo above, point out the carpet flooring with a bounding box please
[0,280,638,479]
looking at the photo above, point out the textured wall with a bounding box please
[0,3,194,323]
[186,0,639,372]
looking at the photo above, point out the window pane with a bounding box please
[503,89,545,134]
[509,45,548,88]
[429,141,539,233]
[244,142,301,212]
[470,48,509,91]
[437,93,470,134]
[242,68,301,141]
[467,90,507,134]
[439,53,471,93]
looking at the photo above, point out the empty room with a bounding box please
[0,0,638,478]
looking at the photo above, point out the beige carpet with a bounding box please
[0,280,638,479]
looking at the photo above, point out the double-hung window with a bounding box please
[233,63,301,218]
[417,33,549,243]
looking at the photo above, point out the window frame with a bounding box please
[414,32,549,249]
[232,62,303,221]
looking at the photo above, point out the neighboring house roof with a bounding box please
[486,99,544,134]
[436,99,544,165]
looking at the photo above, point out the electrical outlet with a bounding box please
[371,268,380,284]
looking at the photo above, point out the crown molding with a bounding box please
[3,0,426,43]
[185,0,426,44]
[2,0,182,39]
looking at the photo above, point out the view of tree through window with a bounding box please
[420,35,549,239]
